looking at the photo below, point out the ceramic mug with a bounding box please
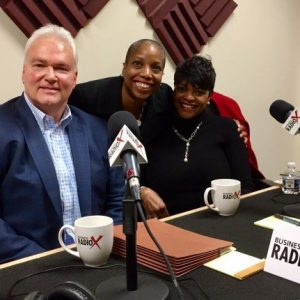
[204,179,241,216]
[58,215,113,267]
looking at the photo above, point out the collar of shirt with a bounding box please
[24,92,72,132]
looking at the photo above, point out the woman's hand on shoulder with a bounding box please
[140,186,169,219]
[234,119,248,144]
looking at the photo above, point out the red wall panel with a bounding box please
[137,0,237,64]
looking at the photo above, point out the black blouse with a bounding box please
[141,110,254,215]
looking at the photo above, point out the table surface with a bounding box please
[1,186,300,300]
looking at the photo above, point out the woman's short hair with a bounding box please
[124,39,166,69]
[174,55,216,93]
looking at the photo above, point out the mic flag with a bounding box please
[108,124,148,167]
[283,108,300,135]
[107,111,148,167]
[269,99,300,135]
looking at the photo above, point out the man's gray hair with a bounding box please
[24,24,78,66]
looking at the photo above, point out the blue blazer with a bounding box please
[0,96,124,263]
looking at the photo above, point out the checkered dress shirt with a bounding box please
[25,94,81,244]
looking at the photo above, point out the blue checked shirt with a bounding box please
[25,94,81,244]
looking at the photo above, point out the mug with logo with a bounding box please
[204,179,241,216]
[58,215,113,267]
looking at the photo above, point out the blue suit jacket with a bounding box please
[0,96,124,263]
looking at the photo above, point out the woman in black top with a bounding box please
[69,39,174,218]
[140,56,255,215]
[69,39,173,148]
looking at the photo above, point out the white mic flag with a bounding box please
[282,108,300,135]
[108,124,148,167]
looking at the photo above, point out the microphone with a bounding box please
[269,99,300,135]
[107,111,148,200]
[98,111,171,299]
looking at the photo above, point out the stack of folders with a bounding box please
[113,219,233,277]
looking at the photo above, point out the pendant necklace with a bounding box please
[137,104,146,126]
[172,121,203,162]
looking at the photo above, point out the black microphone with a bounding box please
[107,111,148,201]
[97,111,170,299]
[269,99,300,135]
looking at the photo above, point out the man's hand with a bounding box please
[234,119,248,144]
[140,186,169,219]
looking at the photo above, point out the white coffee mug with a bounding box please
[58,215,113,267]
[204,179,241,216]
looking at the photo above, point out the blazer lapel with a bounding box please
[15,98,62,217]
[67,116,92,216]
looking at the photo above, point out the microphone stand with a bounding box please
[95,183,169,299]
[123,184,138,290]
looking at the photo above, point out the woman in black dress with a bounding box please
[140,56,255,216]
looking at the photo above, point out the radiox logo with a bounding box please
[108,129,125,158]
[291,110,300,122]
[285,109,300,132]
[223,191,240,200]
[78,234,103,249]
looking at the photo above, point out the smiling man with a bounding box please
[22,25,78,121]
[0,24,124,263]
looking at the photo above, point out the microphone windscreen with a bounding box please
[107,111,140,141]
[269,99,294,123]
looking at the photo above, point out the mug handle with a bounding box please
[58,225,80,258]
[204,187,219,213]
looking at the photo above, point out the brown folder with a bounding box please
[113,219,233,276]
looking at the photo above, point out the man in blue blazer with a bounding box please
[0,25,124,263]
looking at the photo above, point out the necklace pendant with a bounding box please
[173,121,203,164]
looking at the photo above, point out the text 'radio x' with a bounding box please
[90,235,103,249]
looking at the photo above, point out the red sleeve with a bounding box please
[211,92,264,178]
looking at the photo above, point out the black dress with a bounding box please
[140,110,255,215]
